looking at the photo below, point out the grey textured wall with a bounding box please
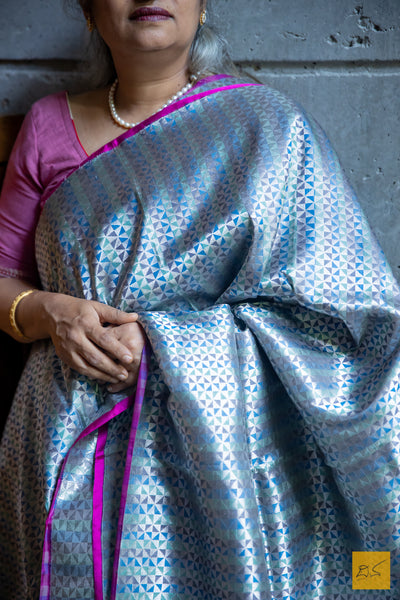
[0,0,399,279]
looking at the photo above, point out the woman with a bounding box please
[1,1,400,599]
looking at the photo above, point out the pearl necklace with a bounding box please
[108,75,197,129]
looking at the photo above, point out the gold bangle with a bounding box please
[9,289,36,342]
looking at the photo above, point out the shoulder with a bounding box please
[30,90,67,112]
[212,75,312,146]
[7,93,68,173]
[11,91,86,196]
[212,76,331,165]
[226,75,304,119]
[17,91,71,160]
[26,91,68,132]
[27,90,87,162]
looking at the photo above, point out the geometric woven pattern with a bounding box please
[1,75,400,599]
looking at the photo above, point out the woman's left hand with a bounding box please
[105,321,147,393]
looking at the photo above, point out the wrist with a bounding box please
[9,289,36,342]
[16,290,54,342]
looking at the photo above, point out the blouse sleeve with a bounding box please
[0,107,43,283]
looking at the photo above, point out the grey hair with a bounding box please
[189,2,237,77]
[65,0,236,85]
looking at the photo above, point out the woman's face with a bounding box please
[90,0,204,62]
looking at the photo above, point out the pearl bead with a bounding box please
[108,75,198,130]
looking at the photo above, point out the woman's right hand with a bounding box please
[18,291,140,384]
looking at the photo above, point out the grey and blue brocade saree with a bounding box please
[1,75,400,600]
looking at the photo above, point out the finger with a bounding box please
[74,339,130,382]
[90,326,138,365]
[93,303,138,326]
[75,354,129,383]
[107,369,138,393]
[56,344,125,383]
[107,381,131,393]
[108,324,147,364]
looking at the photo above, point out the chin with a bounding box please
[128,29,176,50]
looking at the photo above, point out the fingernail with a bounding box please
[119,372,128,381]
[122,354,133,363]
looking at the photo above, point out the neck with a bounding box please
[112,50,192,110]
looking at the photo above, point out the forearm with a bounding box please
[0,278,144,384]
[0,277,51,342]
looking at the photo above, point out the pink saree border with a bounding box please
[81,73,224,164]
[39,395,132,600]
[85,81,260,163]
[39,344,150,600]
[93,424,108,600]
[110,345,149,600]
[40,76,261,207]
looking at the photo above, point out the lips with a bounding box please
[130,6,172,20]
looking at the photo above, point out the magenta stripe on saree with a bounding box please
[40,77,261,207]
[110,345,149,600]
[86,82,261,162]
[39,344,150,600]
[93,424,108,600]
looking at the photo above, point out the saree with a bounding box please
[1,74,400,600]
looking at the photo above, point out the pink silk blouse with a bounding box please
[0,92,87,282]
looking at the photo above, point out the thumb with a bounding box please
[93,302,138,325]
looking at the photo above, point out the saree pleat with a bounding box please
[1,76,400,599]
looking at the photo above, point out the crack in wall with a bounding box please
[281,31,307,42]
[327,34,371,48]
[327,3,397,50]
[354,5,394,33]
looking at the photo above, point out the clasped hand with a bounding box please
[44,294,146,392]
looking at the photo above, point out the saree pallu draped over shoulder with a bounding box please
[1,76,400,600]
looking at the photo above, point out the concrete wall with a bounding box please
[0,0,399,279]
